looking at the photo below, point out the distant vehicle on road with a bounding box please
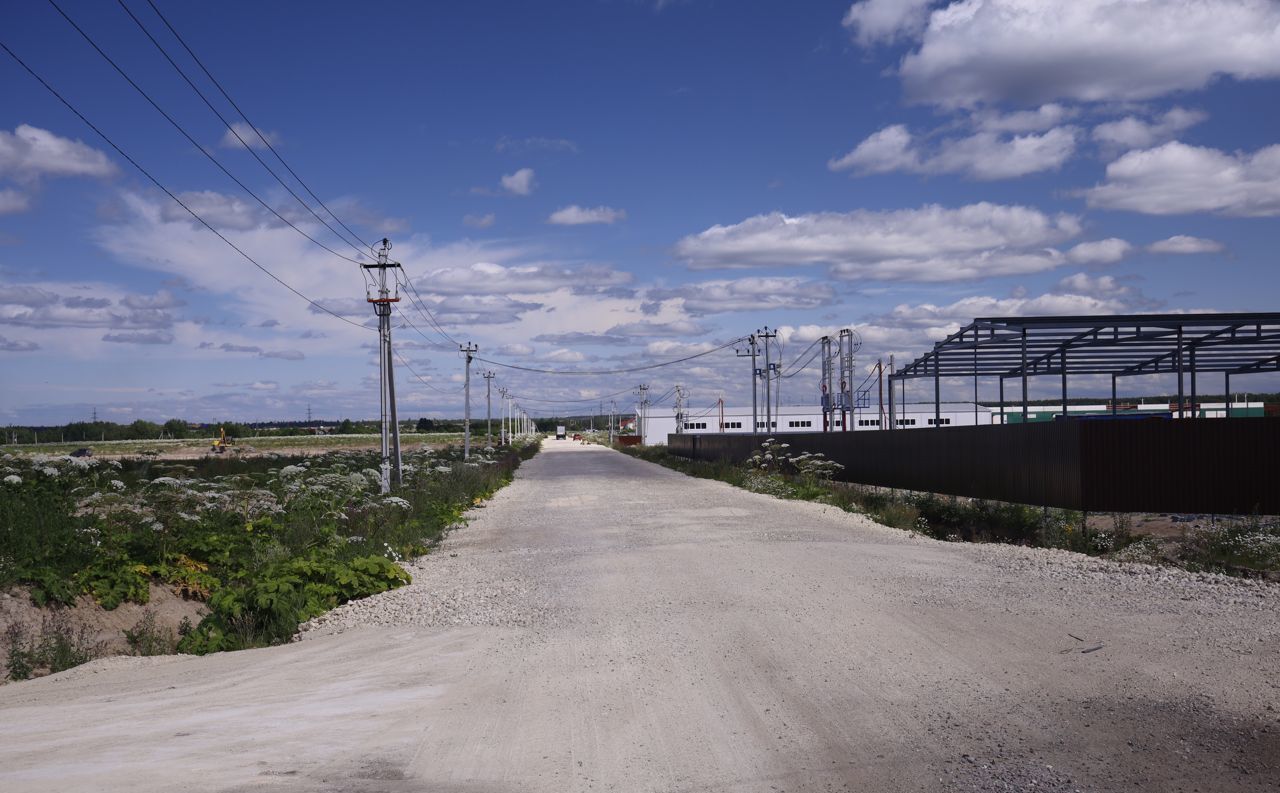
[70,447,93,458]
[555,425,567,440]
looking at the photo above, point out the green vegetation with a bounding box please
[1,439,540,667]
[4,612,105,681]
[0,432,463,458]
[619,440,1279,578]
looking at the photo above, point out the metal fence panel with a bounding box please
[667,419,1278,514]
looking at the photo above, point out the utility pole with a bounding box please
[820,335,834,432]
[482,371,495,448]
[636,384,650,444]
[460,342,478,459]
[839,329,854,432]
[736,334,759,434]
[609,399,616,444]
[306,403,313,426]
[673,385,686,433]
[759,327,776,434]
[363,238,403,492]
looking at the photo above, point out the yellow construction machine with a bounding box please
[211,427,236,454]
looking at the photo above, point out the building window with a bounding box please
[927,418,953,426]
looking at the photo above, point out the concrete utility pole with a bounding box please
[363,238,403,493]
[838,328,854,432]
[636,384,650,444]
[759,327,776,434]
[609,399,616,444]
[460,342,478,459]
[482,371,495,448]
[820,336,834,432]
[673,385,686,434]
[736,335,759,434]
[887,354,896,431]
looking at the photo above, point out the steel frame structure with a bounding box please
[887,313,1280,426]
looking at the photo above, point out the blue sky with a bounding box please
[2,0,1279,424]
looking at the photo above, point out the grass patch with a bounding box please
[616,441,1278,579]
[1,439,540,669]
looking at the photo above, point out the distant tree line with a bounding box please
[1,417,475,445]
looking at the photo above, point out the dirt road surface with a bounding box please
[3,441,1277,792]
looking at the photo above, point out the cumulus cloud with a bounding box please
[607,319,709,337]
[1092,107,1207,151]
[831,124,1077,180]
[495,136,578,153]
[218,121,279,150]
[531,332,633,347]
[674,202,1081,281]
[0,188,29,215]
[407,261,632,297]
[842,0,935,46]
[539,348,585,363]
[463,212,496,229]
[260,349,304,361]
[548,205,627,225]
[1084,141,1280,216]
[494,343,534,356]
[1065,238,1131,265]
[102,330,174,345]
[1147,235,1224,254]
[0,124,116,182]
[895,0,1280,108]
[0,281,178,331]
[649,277,838,315]
[500,168,536,195]
[0,334,38,352]
[972,104,1076,134]
[1054,272,1131,299]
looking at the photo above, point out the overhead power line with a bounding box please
[391,345,463,396]
[477,337,749,376]
[114,0,369,260]
[46,0,366,266]
[0,38,370,331]
[139,0,375,253]
[505,386,637,404]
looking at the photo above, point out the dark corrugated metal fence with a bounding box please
[667,418,1279,514]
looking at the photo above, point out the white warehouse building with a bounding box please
[636,402,991,446]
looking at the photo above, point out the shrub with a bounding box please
[4,612,104,680]
[123,609,178,656]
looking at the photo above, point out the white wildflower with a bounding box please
[3,474,20,486]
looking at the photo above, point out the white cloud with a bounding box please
[897,0,1280,108]
[1147,235,1224,254]
[218,122,279,150]
[0,188,29,215]
[407,260,632,296]
[0,125,116,182]
[842,0,934,46]
[1085,141,1280,216]
[494,343,534,357]
[973,104,1075,134]
[495,136,578,153]
[648,277,837,315]
[500,168,536,196]
[548,205,627,225]
[463,212,495,229]
[0,334,38,352]
[608,319,709,337]
[1066,238,1131,265]
[102,330,174,345]
[1054,272,1130,299]
[539,348,585,363]
[1092,107,1207,151]
[675,202,1081,281]
[830,124,1077,180]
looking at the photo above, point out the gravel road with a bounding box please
[2,441,1278,792]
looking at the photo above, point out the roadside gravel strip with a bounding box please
[3,441,1278,792]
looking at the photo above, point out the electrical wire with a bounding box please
[503,386,636,404]
[140,0,375,253]
[114,0,369,260]
[780,347,822,378]
[391,305,457,351]
[477,337,748,376]
[778,338,821,375]
[47,0,367,266]
[0,38,371,331]
[391,345,463,395]
[395,271,462,348]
